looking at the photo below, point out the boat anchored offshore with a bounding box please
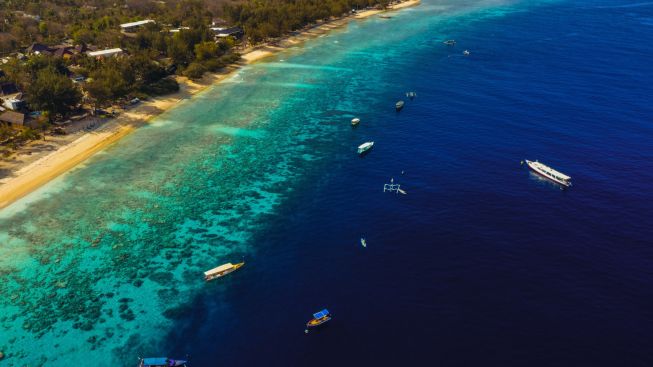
[306,309,331,329]
[204,261,244,281]
[357,141,374,155]
[351,117,360,126]
[524,160,572,187]
[443,39,456,46]
[406,91,417,100]
[139,358,188,367]
[396,100,405,111]
[463,50,470,56]
[361,238,367,248]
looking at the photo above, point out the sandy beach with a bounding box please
[0,0,420,210]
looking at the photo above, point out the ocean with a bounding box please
[1,0,653,365]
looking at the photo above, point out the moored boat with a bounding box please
[443,39,456,46]
[306,309,331,328]
[351,117,360,126]
[525,160,572,187]
[357,141,374,154]
[463,50,470,56]
[139,358,187,367]
[204,261,244,281]
[361,237,367,247]
[395,100,405,111]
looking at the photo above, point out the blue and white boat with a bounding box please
[138,357,188,367]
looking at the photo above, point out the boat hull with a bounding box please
[357,142,374,155]
[306,316,331,328]
[526,161,571,187]
[205,262,244,281]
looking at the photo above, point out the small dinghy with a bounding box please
[463,50,470,56]
[357,141,374,155]
[351,117,360,126]
[396,100,405,111]
[360,238,367,247]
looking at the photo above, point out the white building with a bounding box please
[120,20,155,32]
[87,48,124,58]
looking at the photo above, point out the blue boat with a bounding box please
[306,309,331,328]
[138,357,188,367]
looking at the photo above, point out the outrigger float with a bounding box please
[204,261,244,281]
[383,178,406,194]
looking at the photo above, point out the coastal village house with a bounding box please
[26,43,80,60]
[87,48,124,59]
[210,27,244,39]
[0,110,26,127]
[120,20,155,33]
[0,82,25,111]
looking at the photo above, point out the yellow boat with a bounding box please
[204,262,244,281]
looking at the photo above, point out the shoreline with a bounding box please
[0,0,420,211]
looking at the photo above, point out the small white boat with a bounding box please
[360,238,366,247]
[396,100,405,111]
[357,141,374,154]
[204,262,244,281]
[351,118,360,126]
[525,160,572,187]
[443,40,456,46]
[463,50,470,56]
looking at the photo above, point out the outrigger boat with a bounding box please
[357,141,374,155]
[306,309,331,328]
[204,261,244,281]
[396,100,405,111]
[138,358,188,367]
[524,160,572,187]
[351,117,360,126]
[443,39,456,46]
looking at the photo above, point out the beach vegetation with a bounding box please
[27,68,82,120]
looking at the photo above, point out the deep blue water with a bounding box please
[1,0,653,366]
[166,1,653,366]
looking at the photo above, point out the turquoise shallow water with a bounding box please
[3,0,653,365]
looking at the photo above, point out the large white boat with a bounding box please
[525,160,572,187]
[357,141,374,154]
[204,262,244,281]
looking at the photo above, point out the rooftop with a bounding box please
[0,111,26,126]
[120,20,155,29]
[87,48,124,57]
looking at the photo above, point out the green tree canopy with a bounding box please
[85,67,129,108]
[27,67,82,118]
